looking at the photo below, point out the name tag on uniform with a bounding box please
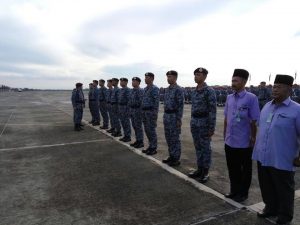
[266,113,273,123]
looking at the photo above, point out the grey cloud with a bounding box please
[0,17,59,65]
[75,0,229,58]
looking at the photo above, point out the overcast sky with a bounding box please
[0,0,299,89]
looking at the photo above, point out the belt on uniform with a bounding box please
[164,109,178,114]
[76,101,84,103]
[111,102,117,105]
[130,105,141,109]
[192,112,209,118]
[119,103,128,106]
[99,100,105,102]
[89,99,96,102]
[142,107,153,110]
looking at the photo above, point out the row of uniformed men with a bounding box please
[72,69,300,225]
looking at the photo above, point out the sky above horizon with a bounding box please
[0,0,300,89]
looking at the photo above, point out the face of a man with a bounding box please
[260,82,266,88]
[132,80,140,88]
[272,84,290,100]
[107,82,112,88]
[194,73,206,84]
[145,76,153,85]
[167,75,177,85]
[231,76,246,91]
[120,80,127,87]
[99,81,104,87]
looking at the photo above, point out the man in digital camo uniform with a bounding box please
[162,70,184,166]
[141,72,160,155]
[129,77,144,148]
[71,82,85,131]
[118,78,131,142]
[98,79,109,129]
[188,67,217,183]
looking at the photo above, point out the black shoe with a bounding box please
[257,210,277,218]
[162,157,173,164]
[107,128,114,133]
[79,126,84,130]
[122,137,131,142]
[119,137,125,141]
[276,218,291,225]
[92,122,100,126]
[134,142,144,148]
[100,126,108,129]
[88,121,93,124]
[79,123,84,127]
[233,194,248,202]
[224,192,237,199]
[188,168,203,178]
[168,160,180,167]
[130,141,138,147]
[74,124,81,131]
[146,149,157,155]
[142,148,150,153]
[198,168,209,183]
[113,131,122,137]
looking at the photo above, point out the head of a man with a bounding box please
[132,77,141,88]
[272,75,294,102]
[120,78,128,87]
[166,70,178,85]
[194,67,208,84]
[99,79,105,87]
[145,72,154,85]
[231,69,249,92]
[112,78,119,87]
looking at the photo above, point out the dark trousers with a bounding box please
[257,162,295,222]
[225,144,252,196]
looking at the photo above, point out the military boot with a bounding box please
[188,167,203,179]
[198,168,210,183]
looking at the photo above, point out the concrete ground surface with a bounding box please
[0,91,299,225]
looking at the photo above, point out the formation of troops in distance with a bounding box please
[71,68,300,225]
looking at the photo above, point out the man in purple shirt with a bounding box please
[253,75,300,225]
[223,69,260,202]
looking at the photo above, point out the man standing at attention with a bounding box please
[188,67,217,183]
[223,69,260,202]
[98,79,109,129]
[129,77,144,148]
[253,75,300,225]
[110,78,122,137]
[141,72,160,155]
[71,83,85,131]
[162,70,184,166]
[118,78,131,142]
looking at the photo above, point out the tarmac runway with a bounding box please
[0,91,299,225]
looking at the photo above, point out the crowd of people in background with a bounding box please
[71,69,300,225]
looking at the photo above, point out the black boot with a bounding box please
[130,141,138,147]
[134,141,144,148]
[107,128,114,133]
[74,124,81,131]
[188,167,203,178]
[198,168,209,183]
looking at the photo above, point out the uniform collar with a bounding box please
[234,89,246,98]
[271,97,291,106]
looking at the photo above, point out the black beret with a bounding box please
[93,80,98,84]
[76,82,83,87]
[132,77,141,82]
[112,78,119,82]
[145,72,155,77]
[194,67,208,75]
[89,83,93,85]
[107,79,112,82]
[166,70,178,76]
[99,79,105,83]
[120,77,128,82]
[274,74,294,86]
[232,69,249,80]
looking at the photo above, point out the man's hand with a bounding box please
[208,130,214,137]
[293,156,300,167]
[176,120,182,128]
[249,137,256,147]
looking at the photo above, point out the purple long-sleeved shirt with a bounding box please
[224,90,260,148]
[252,97,300,171]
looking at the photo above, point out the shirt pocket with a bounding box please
[275,113,294,128]
[238,106,249,119]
